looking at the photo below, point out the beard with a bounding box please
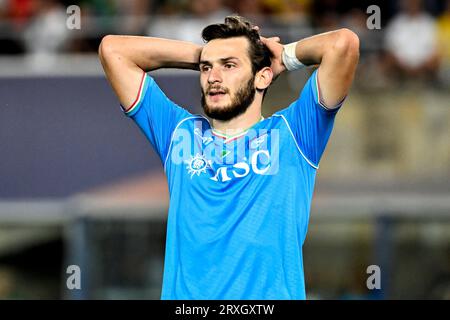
[201,76,256,121]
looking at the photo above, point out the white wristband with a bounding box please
[282,42,305,71]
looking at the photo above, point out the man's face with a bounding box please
[199,37,256,121]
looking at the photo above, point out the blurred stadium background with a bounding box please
[0,0,449,299]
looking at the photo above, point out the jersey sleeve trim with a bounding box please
[273,114,319,170]
[314,69,346,112]
[120,71,150,117]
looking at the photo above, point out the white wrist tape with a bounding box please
[282,42,305,71]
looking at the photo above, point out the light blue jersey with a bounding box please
[121,69,343,299]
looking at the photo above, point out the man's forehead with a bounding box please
[201,37,250,62]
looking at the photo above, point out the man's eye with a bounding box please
[225,64,235,69]
[201,66,211,72]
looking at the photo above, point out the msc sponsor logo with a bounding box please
[210,150,272,182]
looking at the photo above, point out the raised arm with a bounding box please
[98,35,202,108]
[262,28,360,108]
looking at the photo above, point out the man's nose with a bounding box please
[208,66,222,84]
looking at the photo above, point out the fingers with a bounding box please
[253,26,281,43]
[260,36,281,43]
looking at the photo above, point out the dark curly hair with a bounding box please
[201,15,273,76]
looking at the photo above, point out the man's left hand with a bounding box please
[260,37,286,79]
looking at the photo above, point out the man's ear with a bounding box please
[255,67,273,91]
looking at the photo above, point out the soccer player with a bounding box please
[98,16,359,299]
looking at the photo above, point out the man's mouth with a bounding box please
[207,89,228,101]
[208,90,227,96]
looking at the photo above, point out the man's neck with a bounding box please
[211,102,263,136]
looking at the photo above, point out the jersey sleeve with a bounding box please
[121,71,192,163]
[276,68,344,168]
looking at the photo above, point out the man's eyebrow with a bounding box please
[199,57,240,65]
[220,57,239,63]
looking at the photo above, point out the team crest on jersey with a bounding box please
[184,153,212,178]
